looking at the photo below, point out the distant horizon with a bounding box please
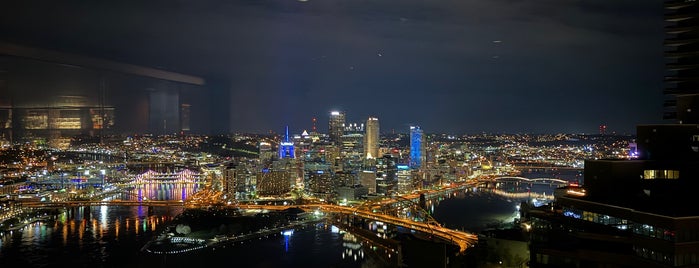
[87,130,638,138]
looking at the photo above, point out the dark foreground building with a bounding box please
[521,2,699,266]
[523,94,699,267]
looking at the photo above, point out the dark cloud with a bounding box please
[0,0,665,134]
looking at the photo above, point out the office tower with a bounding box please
[664,0,699,120]
[306,170,334,198]
[376,154,397,195]
[409,125,425,169]
[395,165,413,193]
[364,117,380,159]
[328,110,345,144]
[224,163,255,200]
[279,126,295,159]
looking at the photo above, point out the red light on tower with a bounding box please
[312,117,317,132]
[599,125,607,135]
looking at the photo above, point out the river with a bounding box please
[0,169,575,267]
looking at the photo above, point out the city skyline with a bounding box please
[1,0,665,135]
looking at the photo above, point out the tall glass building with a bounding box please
[364,117,379,159]
[328,110,345,144]
[409,125,425,169]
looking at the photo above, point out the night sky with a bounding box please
[1,0,665,135]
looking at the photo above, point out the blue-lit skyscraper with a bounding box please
[409,125,425,169]
[279,126,295,159]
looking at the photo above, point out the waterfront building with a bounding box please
[328,110,345,144]
[410,125,425,169]
[364,117,380,159]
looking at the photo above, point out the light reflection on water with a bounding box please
[0,205,182,267]
[430,169,581,232]
[0,171,578,267]
[120,183,200,201]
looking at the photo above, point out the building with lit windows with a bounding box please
[256,169,291,196]
[259,142,275,162]
[306,170,334,199]
[409,125,425,169]
[364,117,379,159]
[328,110,345,144]
[376,154,397,195]
[395,165,414,194]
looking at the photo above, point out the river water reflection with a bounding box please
[0,169,580,267]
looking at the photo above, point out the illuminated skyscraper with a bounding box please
[364,117,380,159]
[664,0,699,120]
[409,125,425,169]
[279,126,295,159]
[328,110,345,144]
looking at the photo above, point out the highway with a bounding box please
[234,203,478,254]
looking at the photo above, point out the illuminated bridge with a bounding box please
[133,169,205,185]
[18,199,186,208]
[235,203,478,254]
[493,176,571,186]
[313,204,477,254]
